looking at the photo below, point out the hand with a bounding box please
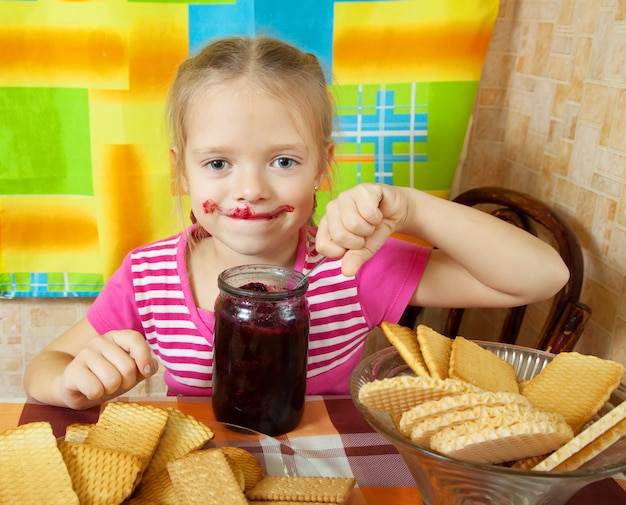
[316,184,405,276]
[59,330,158,408]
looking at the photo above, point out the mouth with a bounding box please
[202,200,294,220]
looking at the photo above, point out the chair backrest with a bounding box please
[403,186,592,353]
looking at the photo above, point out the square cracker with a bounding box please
[84,401,169,473]
[381,321,430,377]
[167,448,248,505]
[246,476,356,504]
[58,440,142,505]
[417,324,453,379]
[522,352,625,433]
[448,336,519,394]
[0,422,79,504]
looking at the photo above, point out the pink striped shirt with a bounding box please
[87,226,430,395]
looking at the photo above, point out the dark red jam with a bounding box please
[212,266,309,436]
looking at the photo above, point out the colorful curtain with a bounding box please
[0,0,498,297]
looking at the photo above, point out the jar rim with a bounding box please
[217,264,309,299]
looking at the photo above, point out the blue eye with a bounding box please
[208,159,228,171]
[273,157,295,169]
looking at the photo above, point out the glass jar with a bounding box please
[212,264,309,436]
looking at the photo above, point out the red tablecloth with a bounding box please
[8,396,626,504]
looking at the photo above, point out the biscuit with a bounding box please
[58,440,142,505]
[167,449,248,505]
[417,324,453,379]
[521,352,625,433]
[532,399,626,472]
[381,321,430,377]
[0,422,79,504]
[449,336,519,393]
[246,476,356,504]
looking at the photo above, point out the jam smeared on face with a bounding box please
[202,199,294,219]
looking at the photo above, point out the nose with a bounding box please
[233,165,270,203]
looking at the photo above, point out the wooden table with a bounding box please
[3,396,626,504]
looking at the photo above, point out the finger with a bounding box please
[351,185,384,226]
[322,207,369,251]
[63,351,121,400]
[315,216,349,258]
[340,222,394,276]
[109,330,157,377]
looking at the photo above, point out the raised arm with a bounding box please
[316,183,569,309]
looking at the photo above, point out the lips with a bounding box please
[202,200,294,220]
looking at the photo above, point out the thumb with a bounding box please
[341,249,374,277]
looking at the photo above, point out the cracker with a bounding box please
[417,324,453,379]
[521,352,625,433]
[358,375,483,418]
[125,468,177,505]
[84,401,169,473]
[64,422,94,443]
[142,408,214,480]
[167,449,248,505]
[58,440,142,505]
[246,476,356,504]
[0,422,79,504]
[219,446,264,491]
[448,336,519,393]
[532,399,626,472]
[430,410,573,464]
[381,321,430,377]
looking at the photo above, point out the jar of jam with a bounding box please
[212,265,309,436]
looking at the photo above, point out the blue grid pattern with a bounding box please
[0,273,103,298]
[334,84,428,185]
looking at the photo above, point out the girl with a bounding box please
[24,36,569,409]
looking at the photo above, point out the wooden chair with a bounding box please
[400,186,591,354]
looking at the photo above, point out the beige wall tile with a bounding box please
[558,0,577,26]
[580,83,610,124]
[581,278,619,331]
[608,88,626,151]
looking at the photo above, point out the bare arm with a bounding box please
[316,184,569,309]
[23,317,158,409]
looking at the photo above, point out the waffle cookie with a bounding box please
[430,409,573,464]
[358,375,483,418]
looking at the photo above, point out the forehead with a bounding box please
[185,79,316,148]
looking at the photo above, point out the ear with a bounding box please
[170,147,189,194]
[315,142,335,189]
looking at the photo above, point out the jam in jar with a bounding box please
[212,265,309,436]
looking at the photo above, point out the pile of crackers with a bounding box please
[358,322,626,469]
[0,402,355,504]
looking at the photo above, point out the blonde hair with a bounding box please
[166,36,334,203]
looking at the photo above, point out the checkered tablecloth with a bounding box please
[14,396,626,505]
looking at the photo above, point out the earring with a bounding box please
[314,185,319,192]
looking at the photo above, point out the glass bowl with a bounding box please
[350,342,626,505]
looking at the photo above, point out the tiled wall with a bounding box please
[455,0,626,365]
[1,0,625,399]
